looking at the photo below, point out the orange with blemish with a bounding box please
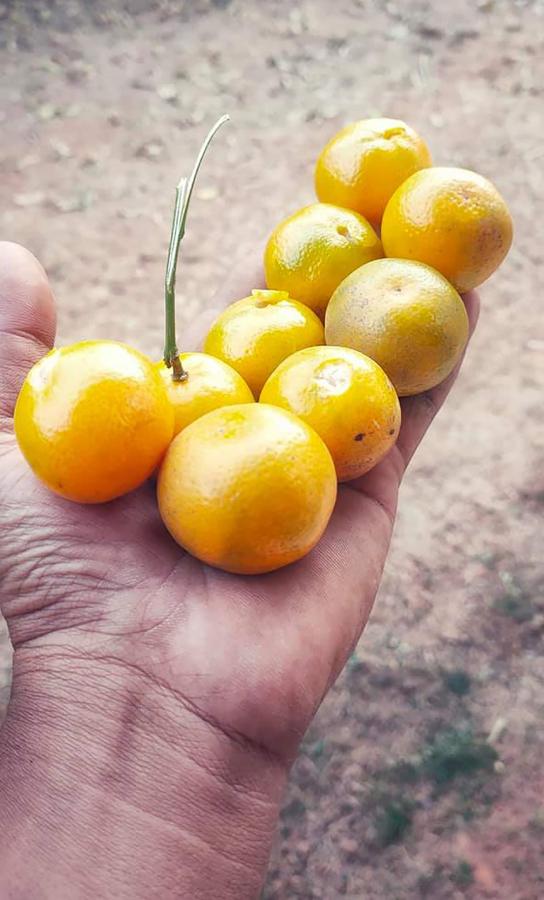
[325,258,469,397]
[261,345,400,481]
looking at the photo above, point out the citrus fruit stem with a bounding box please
[163,113,230,381]
[164,177,189,380]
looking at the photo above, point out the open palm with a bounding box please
[0,242,478,896]
[0,241,478,764]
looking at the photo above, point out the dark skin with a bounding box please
[0,241,478,898]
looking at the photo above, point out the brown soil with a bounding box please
[1,2,543,897]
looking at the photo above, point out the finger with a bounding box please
[395,290,480,467]
[0,242,56,423]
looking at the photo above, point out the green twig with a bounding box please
[163,114,230,380]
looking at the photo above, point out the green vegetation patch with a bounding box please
[421,727,498,788]
[451,859,474,888]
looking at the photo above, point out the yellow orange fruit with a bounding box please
[14,340,174,503]
[315,117,431,224]
[157,403,337,574]
[156,352,254,436]
[203,289,324,396]
[381,166,513,292]
[264,202,382,319]
[325,258,469,396]
[260,346,401,481]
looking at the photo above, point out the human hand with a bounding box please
[0,241,478,899]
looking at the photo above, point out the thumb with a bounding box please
[0,242,56,425]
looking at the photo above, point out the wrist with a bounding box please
[0,649,287,899]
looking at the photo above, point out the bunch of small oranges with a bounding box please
[14,116,512,574]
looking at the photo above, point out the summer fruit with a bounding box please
[381,166,513,293]
[156,352,254,436]
[264,202,383,319]
[203,289,324,396]
[325,258,469,397]
[157,403,337,574]
[315,117,431,224]
[13,113,509,575]
[14,340,174,503]
[260,346,401,482]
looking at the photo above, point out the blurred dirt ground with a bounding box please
[1,1,543,897]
